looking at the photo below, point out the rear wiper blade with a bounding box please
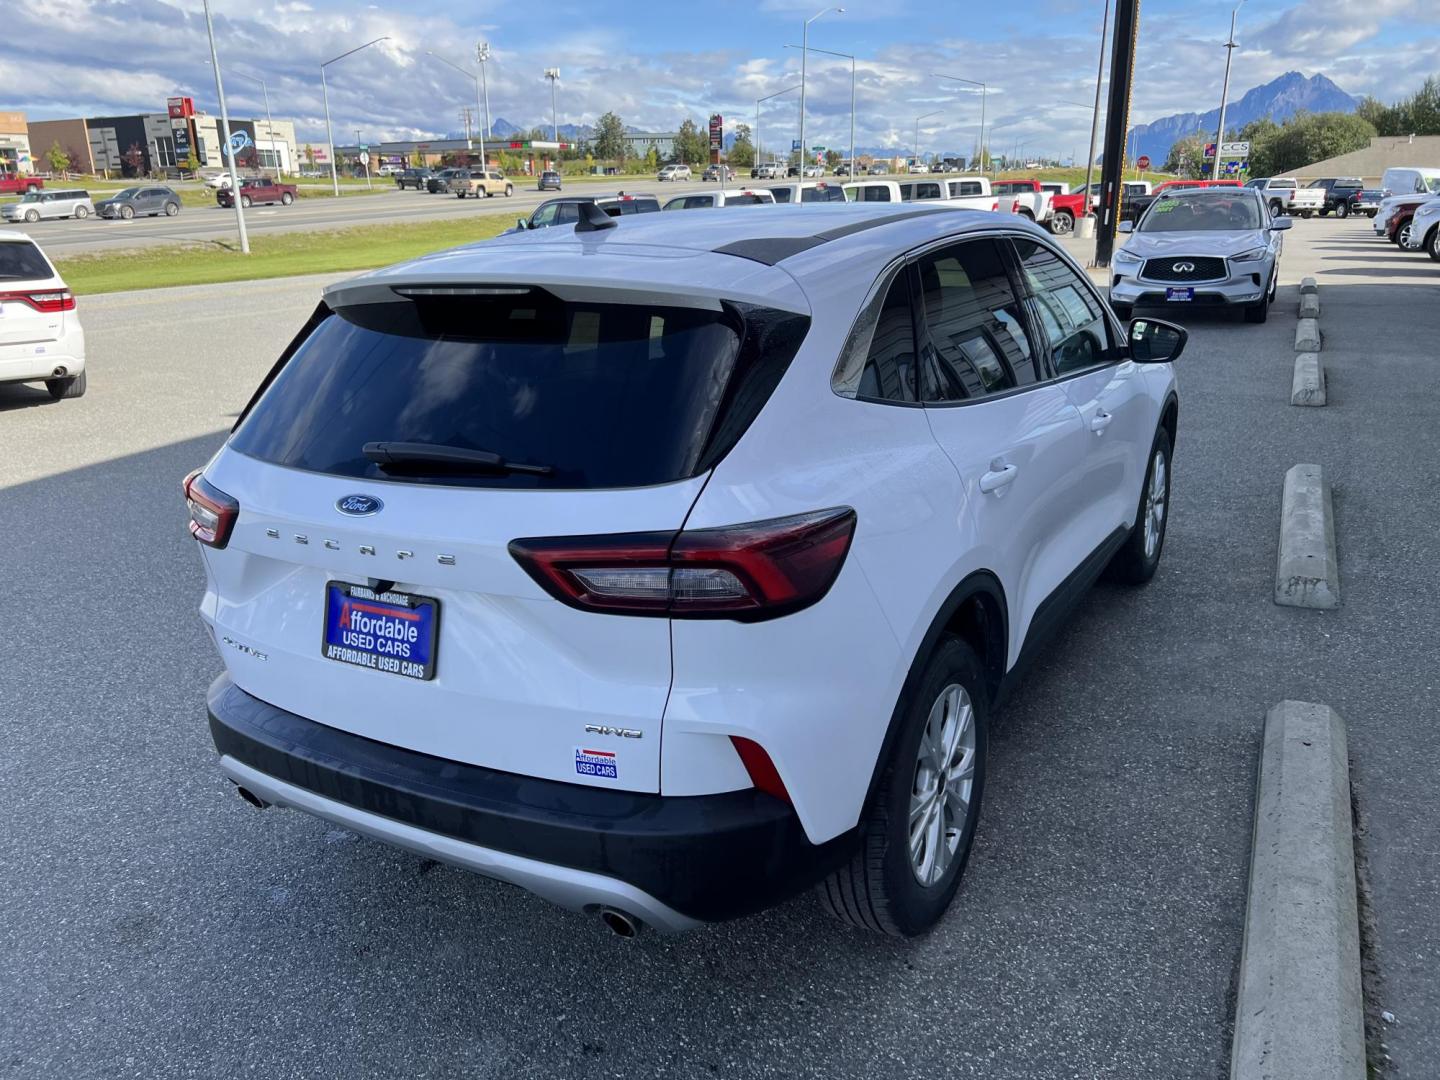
[362,441,553,476]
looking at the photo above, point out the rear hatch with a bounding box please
[200,265,810,793]
[0,238,67,346]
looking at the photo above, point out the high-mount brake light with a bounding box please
[182,469,239,549]
[509,507,857,622]
[0,289,75,313]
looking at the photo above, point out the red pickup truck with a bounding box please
[0,174,44,196]
[217,178,297,208]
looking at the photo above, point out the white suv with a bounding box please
[657,164,692,181]
[0,231,86,400]
[190,206,1182,936]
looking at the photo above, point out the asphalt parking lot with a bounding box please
[1,216,1436,1078]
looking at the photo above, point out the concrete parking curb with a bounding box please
[1230,701,1366,1080]
[1296,318,1323,352]
[1276,464,1340,609]
[1291,352,1326,406]
[1299,276,1319,295]
[1299,293,1321,319]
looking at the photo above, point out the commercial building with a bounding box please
[18,100,297,177]
[1282,134,1440,184]
[0,111,34,176]
[332,137,576,175]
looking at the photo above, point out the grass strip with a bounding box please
[56,214,516,295]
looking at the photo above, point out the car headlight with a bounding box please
[1112,248,1142,267]
[1231,247,1268,262]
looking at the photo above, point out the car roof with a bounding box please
[331,204,1039,315]
[0,229,41,243]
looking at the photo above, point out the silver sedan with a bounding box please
[1109,188,1291,324]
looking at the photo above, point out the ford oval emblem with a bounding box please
[336,494,383,516]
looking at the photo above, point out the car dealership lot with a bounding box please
[1,217,1437,1078]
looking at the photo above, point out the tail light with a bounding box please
[183,469,239,549]
[509,507,856,621]
[730,737,792,803]
[0,289,75,313]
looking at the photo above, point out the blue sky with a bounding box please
[2,0,1436,156]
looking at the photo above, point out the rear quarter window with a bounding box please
[0,241,53,282]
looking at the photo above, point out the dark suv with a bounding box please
[538,171,562,192]
[95,186,181,220]
[395,168,433,191]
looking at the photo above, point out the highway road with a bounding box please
[2,219,1437,1078]
[8,177,810,255]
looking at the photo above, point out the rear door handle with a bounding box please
[979,459,1018,494]
[1089,410,1113,434]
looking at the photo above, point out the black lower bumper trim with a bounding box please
[207,675,852,921]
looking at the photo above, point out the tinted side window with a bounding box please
[916,239,1038,402]
[1011,239,1113,376]
[530,203,559,227]
[857,271,918,403]
[769,187,792,203]
[554,203,581,224]
[861,186,892,203]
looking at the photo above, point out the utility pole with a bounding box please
[1083,0,1111,219]
[1095,0,1139,266]
[544,68,560,142]
[798,6,844,180]
[1211,1,1245,180]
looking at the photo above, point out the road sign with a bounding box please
[811,145,826,153]
[1221,140,1250,156]
[359,151,371,166]
[1136,154,1151,170]
[792,139,801,151]
[709,114,723,151]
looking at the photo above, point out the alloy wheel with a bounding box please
[1143,448,1168,559]
[908,683,977,887]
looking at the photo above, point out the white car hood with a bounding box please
[1119,229,1270,259]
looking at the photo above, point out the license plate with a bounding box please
[322,582,439,680]
[1166,287,1195,302]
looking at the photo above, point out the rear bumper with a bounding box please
[0,340,84,384]
[206,675,849,928]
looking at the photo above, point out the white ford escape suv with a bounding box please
[189,204,1183,936]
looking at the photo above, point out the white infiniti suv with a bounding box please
[188,204,1183,936]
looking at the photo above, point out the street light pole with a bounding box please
[1211,0,1245,180]
[798,6,844,178]
[201,0,248,254]
[785,44,855,177]
[913,110,941,170]
[756,84,802,173]
[477,42,492,139]
[321,36,390,197]
[544,68,560,143]
[428,50,487,167]
[931,73,987,172]
[1084,0,1111,211]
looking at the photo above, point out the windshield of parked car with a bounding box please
[1426,178,1440,194]
[1139,195,1263,232]
[20,193,41,203]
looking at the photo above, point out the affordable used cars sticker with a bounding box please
[575,747,618,780]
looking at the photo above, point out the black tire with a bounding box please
[1319,208,1330,217]
[1301,211,1313,219]
[164,202,179,216]
[1050,210,1074,236]
[45,371,87,400]
[281,192,294,205]
[1268,200,1285,217]
[818,635,988,937]
[74,206,89,219]
[24,209,38,223]
[505,185,513,197]
[1426,226,1440,263]
[1396,222,1412,247]
[1244,287,1269,323]
[1106,426,1172,584]
[1110,302,1133,322]
[240,195,252,208]
[120,205,134,220]
[1336,202,1350,219]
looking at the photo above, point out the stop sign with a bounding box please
[1136,155,1151,170]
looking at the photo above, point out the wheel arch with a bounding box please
[860,570,1009,813]
[1160,390,1179,454]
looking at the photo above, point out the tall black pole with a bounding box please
[1094,0,1140,267]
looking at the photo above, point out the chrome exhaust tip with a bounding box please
[597,907,642,937]
[52,366,67,378]
[234,784,271,810]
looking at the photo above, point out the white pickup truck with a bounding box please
[1246,177,1324,218]
[991,179,1055,224]
[944,176,999,211]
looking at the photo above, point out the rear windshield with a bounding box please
[801,185,845,202]
[0,241,52,282]
[724,194,769,206]
[230,290,809,489]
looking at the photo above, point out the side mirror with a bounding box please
[516,218,529,231]
[1127,318,1187,364]
[1270,217,1293,231]
[1117,220,1134,234]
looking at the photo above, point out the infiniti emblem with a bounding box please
[1172,261,1196,273]
[336,494,384,516]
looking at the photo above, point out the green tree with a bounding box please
[1164,134,1207,177]
[45,141,70,176]
[644,144,660,171]
[728,123,754,168]
[185,148,201,176]
[674,118,706,166]
[1265,112,1375,174]
[594,111,626,162]
[1238,116,1283,176]
[304,144,316,168]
